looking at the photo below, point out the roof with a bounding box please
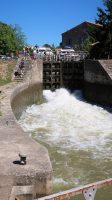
[62,21,102,35]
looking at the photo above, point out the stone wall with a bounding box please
[0,59,52,200]
[84,60,112,105]
[11,59,43,119]
[0,63,7,79]
[11,82,42,119]
[62,22,88,48]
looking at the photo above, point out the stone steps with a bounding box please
[14,77,24,81]
[14,59,32,82]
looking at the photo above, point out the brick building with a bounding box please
[62,21,102,49]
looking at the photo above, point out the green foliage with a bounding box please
[0,22,17,54]
[43,43,52,48]
[13,24,26,50]
[81,36,94,51]
[43,43,56,50]
[88,0,112,59]
[96,0,112,25]
[51,43,55,50]
[56,42,62,49]
[0,21,26,55]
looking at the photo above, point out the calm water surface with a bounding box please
[18,89,112,199]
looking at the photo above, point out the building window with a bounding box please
[68,39,71,45]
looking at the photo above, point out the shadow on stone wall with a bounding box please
[11,83,42,120]
[84,60,112,105]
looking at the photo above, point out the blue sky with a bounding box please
[0,0,104,46]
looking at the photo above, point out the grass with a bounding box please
[0,59,17,116]
[0,79,11,86]
[0,59,17,86]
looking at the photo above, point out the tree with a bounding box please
[0,21,26,55]
[51,43,55,50]
[56,42,62,49]
[43,44,52,48]
[88,0,112,59]
[81,36,93,52]
[96,0,112,58]
[0,22,17,54]
[13,24,27,50]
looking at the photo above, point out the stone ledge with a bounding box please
[0,59,52,199]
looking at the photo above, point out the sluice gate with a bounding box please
[43,61,84,91]
[43,61,62,91]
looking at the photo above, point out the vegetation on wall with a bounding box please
[0,60,17,86]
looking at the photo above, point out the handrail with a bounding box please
[38,178,112,200]
[37,51,88,62]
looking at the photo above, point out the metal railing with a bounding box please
[12,178,112,199]
[36,51,88,62]
[38,178,112,200]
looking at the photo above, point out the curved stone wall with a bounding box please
[0,60,52,199]
[11,82,42,119]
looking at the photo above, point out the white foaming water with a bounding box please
[19,88,112,157]
[19,88,112,191]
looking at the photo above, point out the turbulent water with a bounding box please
[19,88,112,198]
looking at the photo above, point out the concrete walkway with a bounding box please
[0,59,52,200]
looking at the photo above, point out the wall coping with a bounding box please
[0,59,52,199]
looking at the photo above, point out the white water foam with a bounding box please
[18,88,112,191]
[19,88,112,159]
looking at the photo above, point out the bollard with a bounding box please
[19,153,27,165]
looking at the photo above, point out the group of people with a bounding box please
[14,58,25,78]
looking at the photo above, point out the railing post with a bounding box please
[83,186,97,200]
